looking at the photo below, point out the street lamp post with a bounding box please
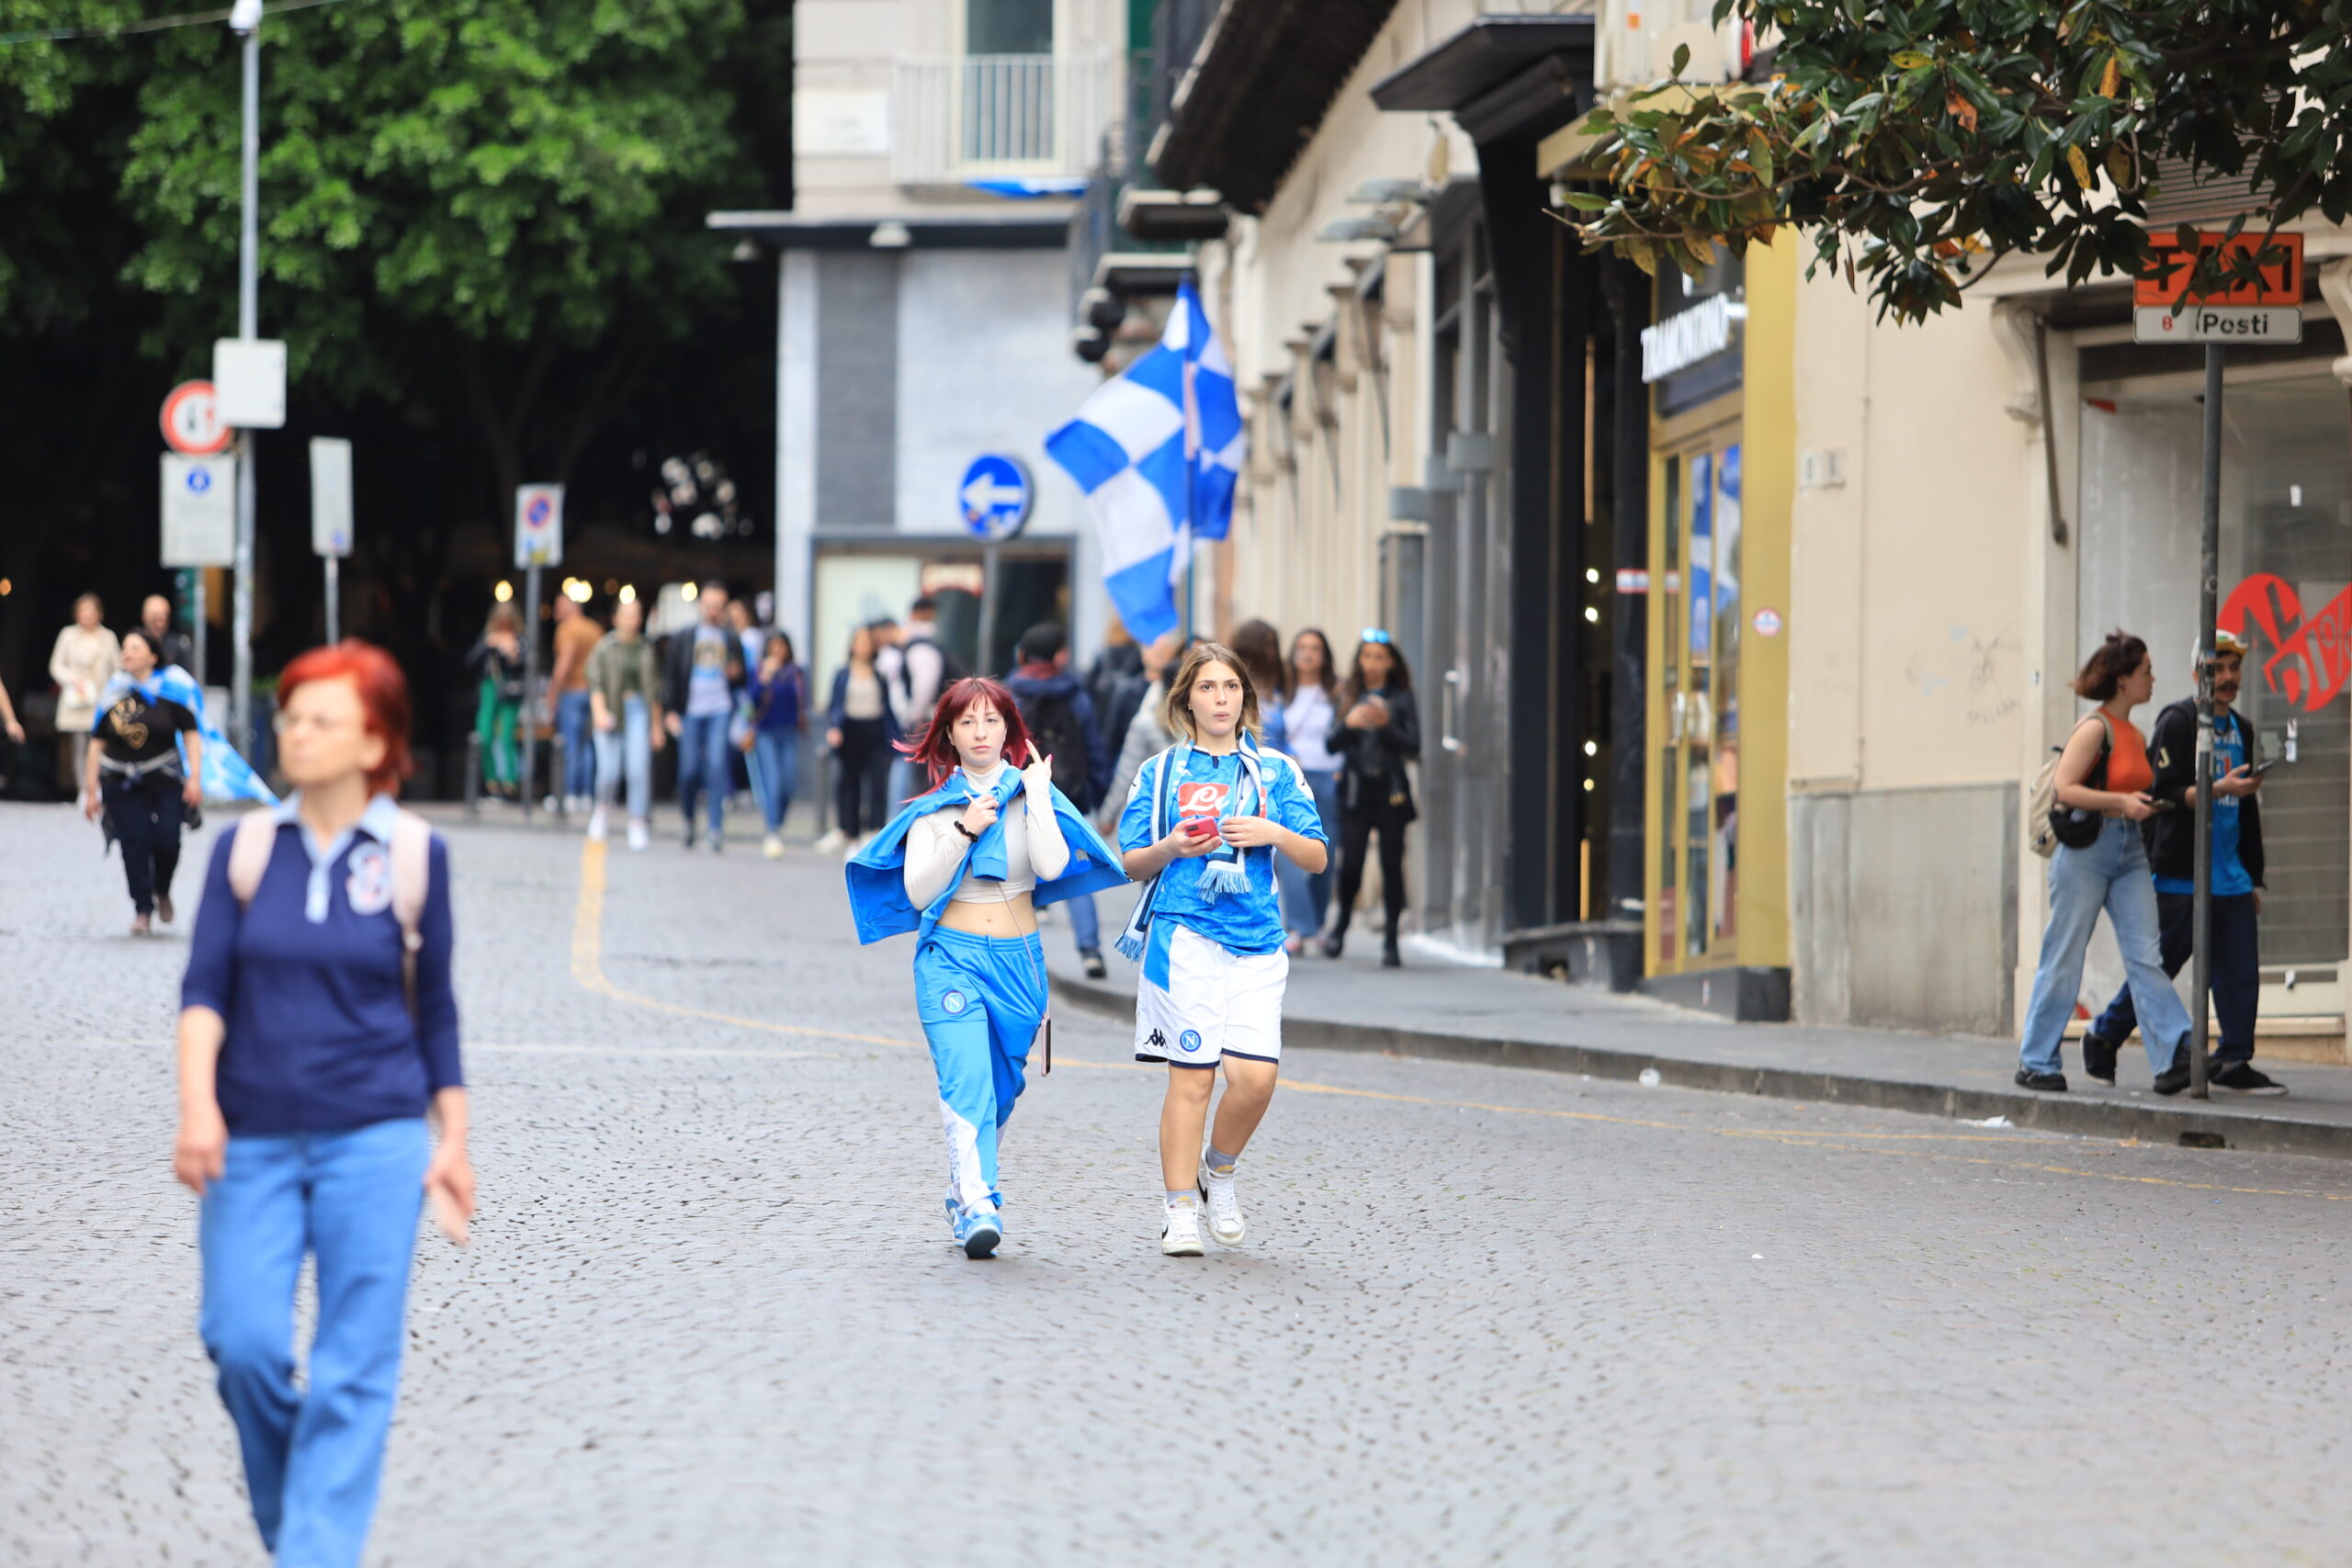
[229,0,262,760]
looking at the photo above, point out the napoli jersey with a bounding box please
[1120,745,1328,956]
[2154,711,2255,899]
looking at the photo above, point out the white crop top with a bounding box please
[901,765,1071,908]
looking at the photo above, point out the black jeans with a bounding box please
[2089,889,2260,1063]
[1333,797,1411,940]
[833,718,892,838]
[103,773,186,916]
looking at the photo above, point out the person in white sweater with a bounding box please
[842,677,1128,1258]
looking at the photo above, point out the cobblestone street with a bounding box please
[6,800,2351,1566]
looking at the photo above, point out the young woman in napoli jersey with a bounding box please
[1117,643,1329,1258]
[844,678,1127,1258]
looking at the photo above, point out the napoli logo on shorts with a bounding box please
[345,843,393,916]
[942,989,967,1015]
[1178,1029,1204,1055]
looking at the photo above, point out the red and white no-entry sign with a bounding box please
[160,380,231,457]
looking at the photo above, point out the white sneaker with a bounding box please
[814,829,846,855]
[1197,1162,1246,1245]
[587,807,610,842]
[763,834,784,860]
[1160,1201,1205,1258]
[626,818,650,852]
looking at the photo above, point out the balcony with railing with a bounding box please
[891,53,1122,189]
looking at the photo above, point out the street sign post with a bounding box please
[162,456,237,567]
[959,454,1035,541]
[514,484,564,819]
[160,380,231,457]
[2132,229,2304,1098]
[161,380,232,682]
[311,437,353,643]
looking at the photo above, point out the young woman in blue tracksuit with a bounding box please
[845,676,1127,1258]
[1117,642,1329,1258]
[175,640,474,1568]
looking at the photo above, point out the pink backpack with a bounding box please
[225,807,434,1007]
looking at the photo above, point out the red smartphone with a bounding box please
[1182,817,1220,840]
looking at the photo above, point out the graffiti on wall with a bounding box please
[2220,573,2352,710]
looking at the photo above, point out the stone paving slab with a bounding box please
[1041,893,2352,1160]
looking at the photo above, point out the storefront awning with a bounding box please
[704,212,1069,251]
[1148,0,1402,212]
[1368,15,1594,144]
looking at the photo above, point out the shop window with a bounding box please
[2078,375,2352,967]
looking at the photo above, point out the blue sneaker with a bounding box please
[954,1203,1001,1259]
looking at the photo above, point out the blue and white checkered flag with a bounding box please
[1045,278,1245,643]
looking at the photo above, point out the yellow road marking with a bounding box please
[568,841,2351,1204]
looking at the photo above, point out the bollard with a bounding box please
[463,732,482,818]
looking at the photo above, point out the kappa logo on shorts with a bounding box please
[942,989,967,1015]
[1146,1028,1167,1051]
[1178,1030,1204,1055]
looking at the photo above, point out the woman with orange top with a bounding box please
[2015,631,2196,1094]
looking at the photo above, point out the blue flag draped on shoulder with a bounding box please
[1044,278,1244,644]
[95,665,277,806]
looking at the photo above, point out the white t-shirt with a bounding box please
[1281,684,1340,772]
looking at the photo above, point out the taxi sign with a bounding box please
[2133,230,2303,344]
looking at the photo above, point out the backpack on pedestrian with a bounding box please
[225,807,434,1008]
[1023,691,1094,810]
[2028,712,2112,859]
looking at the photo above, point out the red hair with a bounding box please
[898,676,1039,793]
[277,639,415,797]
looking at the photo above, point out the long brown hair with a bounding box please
[1229,618,1288,705]
[1288,627,1339,697]
[1338,633,1412,708]
[2073,630,2147,702]
[1160,641,1263,742]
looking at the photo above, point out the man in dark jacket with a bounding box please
[2082,631,2282,1095]
[1004,621,1113,977]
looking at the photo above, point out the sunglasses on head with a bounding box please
[1360,627,1392,646]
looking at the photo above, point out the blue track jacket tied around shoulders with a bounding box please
[843,766,1129,946]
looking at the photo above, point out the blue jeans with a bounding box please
[593,695,653,822]
[199,1118,428,1568]
[752,728,801,833]
[557,689,595,799]
[2017,818,2194,1077]
[1277,766,1342,937]
[678,711,732,838]
[1065,892,1101,956]
[2091,890,2261,1064]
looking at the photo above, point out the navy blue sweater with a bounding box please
[181,796,463,1134]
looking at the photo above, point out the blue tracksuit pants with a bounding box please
[914,927,1047,1214]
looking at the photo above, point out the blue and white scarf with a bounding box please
[1114,732,1265,962]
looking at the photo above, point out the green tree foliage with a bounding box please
[1564,1,2352,321]
[2,0,763,514]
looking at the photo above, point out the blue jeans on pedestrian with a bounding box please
[2091,889,2261,1064]
[1066,891,1102,956]
[678,711,731,839]
[752,728,801,833]
[1277,766,1342,938]
[2017,817,2194,1077]
[593,695,653,823]
[557,689,594,800]
[198,1118,428,1568]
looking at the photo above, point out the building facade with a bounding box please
[712,0,1135,700]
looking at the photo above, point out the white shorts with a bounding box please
[1133,921,1289,1067]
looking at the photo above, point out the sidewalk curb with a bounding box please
[1048,972,2352,1164]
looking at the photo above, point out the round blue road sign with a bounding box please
[958,454,1034,541]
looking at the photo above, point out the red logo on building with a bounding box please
[2220,573,2352,710]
